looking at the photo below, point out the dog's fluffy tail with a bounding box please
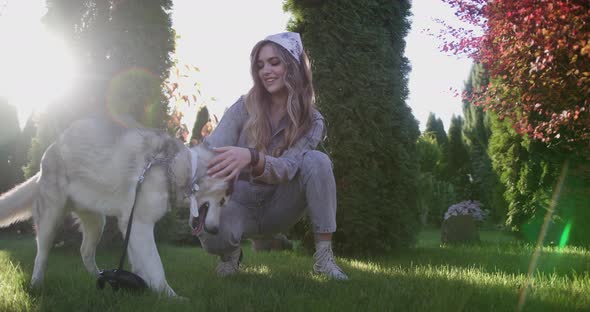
[0,172,40,227]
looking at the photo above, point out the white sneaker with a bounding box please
[313,245,349,280]
[216,248,242,277]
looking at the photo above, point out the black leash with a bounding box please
[118,161,151,271]
[97,160,155,292]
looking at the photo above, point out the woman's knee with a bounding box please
[301,150,332,174]
[197,204,243,256]
[198,227,241,256]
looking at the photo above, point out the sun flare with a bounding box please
[0,26,77,127]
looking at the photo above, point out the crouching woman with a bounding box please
[198,32,347,280]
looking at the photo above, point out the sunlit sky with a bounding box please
[0,0,472,132]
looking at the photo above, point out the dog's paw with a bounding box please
[27,281,43,295]
[171,295,190,302]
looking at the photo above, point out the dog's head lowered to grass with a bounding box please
[172,143,232,235]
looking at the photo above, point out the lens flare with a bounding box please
[516,159,569,312]
[558,221,573,249]
[106,67,161,128]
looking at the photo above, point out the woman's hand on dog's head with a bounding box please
[207,146,251,181]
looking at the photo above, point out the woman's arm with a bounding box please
[251,114,326,184]
[207,145,266,181]
[207,109,326,184]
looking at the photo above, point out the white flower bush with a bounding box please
[444,200,487,222]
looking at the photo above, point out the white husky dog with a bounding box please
[0,118,230,297]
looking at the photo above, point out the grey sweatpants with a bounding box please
[197,150,337,257]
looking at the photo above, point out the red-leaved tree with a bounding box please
[440,0,590,151]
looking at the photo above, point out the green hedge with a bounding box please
[285,0,420,255]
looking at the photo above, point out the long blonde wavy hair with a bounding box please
[244,41,315,157]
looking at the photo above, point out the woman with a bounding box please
[199,32,347,280]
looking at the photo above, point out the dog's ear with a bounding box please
[226,179,235,196]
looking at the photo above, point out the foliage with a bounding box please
[166,109,186,140]
[440,0,590,151]
[27,0,178,169]
[460,63,590,246]
[285,0,420,254]
[417,133,442,174]
[446,115,471,196]
[0,103,35,234]
[552,161,590,247]
[461,64,507,222]
[417,172,457,226]
[23,138,42,179]
[191,105,210,142]
[164,60,202,108]
[416,134,457,225]
[488,112,560,234]
[485,104,590,247]
[164,59,205,141]
[23,110,64,179]
[423,113,448,178]
[0,99,21,192]
[425,112,448,148]
[39,0,175,129]
[461,64,491,149]
[17,116,37,175]
[518,159,590,247]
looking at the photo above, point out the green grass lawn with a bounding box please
[0,229,589,312]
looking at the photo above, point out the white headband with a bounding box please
[264,32,303,63]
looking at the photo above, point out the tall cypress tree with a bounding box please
[425,112,448,179]
[416,133,456,225]
[22,0,175,243]
[25,0,176,175]
[191,105,210,142]
[446,115,470,198]
[488,114,553,232]
[425,113,448,148]
[0,98,20,192]
[461,64,506,222]
[285,0,420,254]
[462,65,490,148]
[106,0,175,128]
[15,116,37,179]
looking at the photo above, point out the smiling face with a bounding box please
[256,44,287,95]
